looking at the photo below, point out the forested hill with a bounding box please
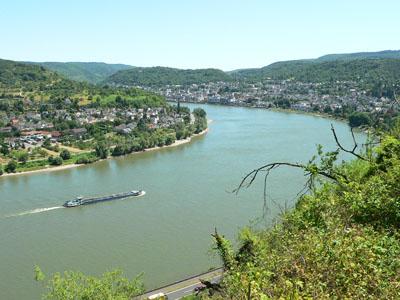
[0,58,61,88]
[0,58,166,108]
[25,62,133,84]
[105,66,233,86]
[317,50,400,62]
[231,58,400,84]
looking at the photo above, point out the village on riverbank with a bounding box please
[138,78,398,129]
[0,91,208,176]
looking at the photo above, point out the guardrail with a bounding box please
[137,267,223,298]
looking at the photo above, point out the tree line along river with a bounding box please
[0,103,365,299]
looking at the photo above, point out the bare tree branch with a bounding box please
[233,162,345,196]
[330,124,367,161]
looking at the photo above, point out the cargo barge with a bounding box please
[63,190,145,207]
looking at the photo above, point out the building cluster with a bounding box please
[0,106,185,149]
[142,80,397,115]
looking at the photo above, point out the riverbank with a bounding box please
[0,124,210,178]
[173,100,347,122]
[174,100,372,134]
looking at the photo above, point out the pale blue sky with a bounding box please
[0,0,399,70]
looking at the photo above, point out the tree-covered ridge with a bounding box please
[207,125,400,299]
[0,58,165,106]
[27,61,133,84]
[105,66,233,87]
[232,58,400,85]
[0,58,60,87]
[317,50,400,62]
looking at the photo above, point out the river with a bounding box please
[0,104,365,299]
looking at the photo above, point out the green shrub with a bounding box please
[59,149,71,160]
[210,133,400,299]
[5,160,17,173]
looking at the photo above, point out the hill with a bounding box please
[26,62,133,84]
[0,58,165,108]
[105,66,233,87]
[317,49,400,62]
[0,58,60,88]
[231,58,400,84]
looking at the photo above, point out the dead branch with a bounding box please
[330,124,367,161]
[233,162,345,195]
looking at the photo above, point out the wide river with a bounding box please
[0,104,365,299]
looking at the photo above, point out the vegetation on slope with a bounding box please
[105,66,233,87]
[0,59,60,88]
[34,267,144,300]
[27,62,133,84]
[317,50,400,62]
[232,58,400,85]
[0,58,164,106]
[206,123,400,299]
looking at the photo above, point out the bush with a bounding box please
[59,149,71,160]
[35,266,144,300]
[112,145,127,157]
[349,112,372,128]
[95,142,109,159]
[5,160,17,173]
[75,155,98,164]
[48,156,63,166]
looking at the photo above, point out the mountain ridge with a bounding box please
[25,61,133,84]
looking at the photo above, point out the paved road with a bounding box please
[137,268,223,300]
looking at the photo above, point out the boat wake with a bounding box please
[4,206,63,218]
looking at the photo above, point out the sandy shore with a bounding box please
[0,124,210,178]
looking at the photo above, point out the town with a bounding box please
[0,98,207,174]
[140,79,398,128]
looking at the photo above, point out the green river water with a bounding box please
[0,104,365,299]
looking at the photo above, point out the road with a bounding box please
[137,268,223,300]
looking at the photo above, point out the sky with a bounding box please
[0,0,399,70]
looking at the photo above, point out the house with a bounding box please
[50,131,62,139]
[70,128,87,138]
[114,123,136,135]
[0,127,12,134]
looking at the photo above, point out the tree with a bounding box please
[43,138,51,148]
[48,156,63,166]
[34,266,144,300]
[112,144,126,156]
[59,149,71,160]
[16,151,29,163]
[5,160,17,173]
[0,165,3,176]
[348,112,372,128]
[95,142,108,159]
[0,144,10,155]
[193,107,207,119]
[165,135,175,146]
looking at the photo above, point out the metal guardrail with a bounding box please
[137,267,223,298]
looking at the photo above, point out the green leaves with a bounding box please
[35,268,144,300]
[212,133,400,299]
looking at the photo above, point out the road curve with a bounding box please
[137,268,223,300]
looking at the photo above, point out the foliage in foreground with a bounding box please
[208,127,400,299]
[34,266,144,300]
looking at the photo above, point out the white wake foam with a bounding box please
[5,206,63,218]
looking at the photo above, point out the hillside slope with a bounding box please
[0,58,165,107]
[232,58,400,84]
[0,58,60,88]
[26,62,133,84]
[317,50,400,62]
[209,126,400,299]
[105,66,233,86]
